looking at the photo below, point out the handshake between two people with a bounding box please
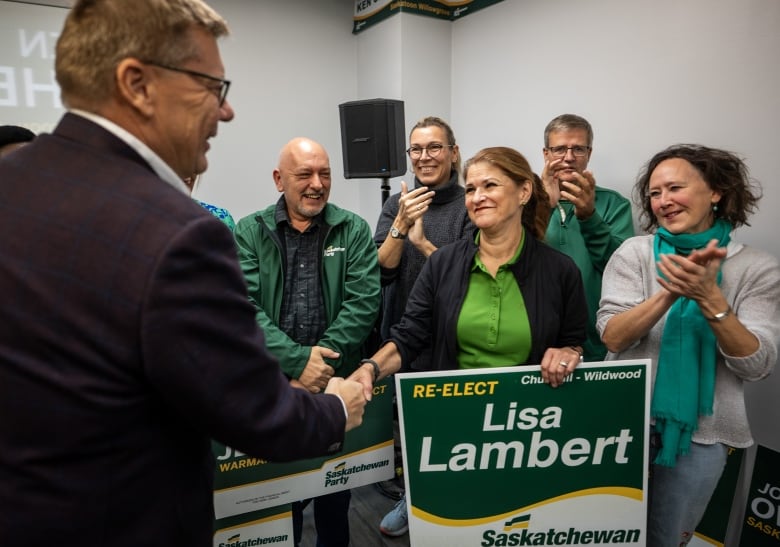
[329,355,390,432]
[324,376,367,433]
[290,345,382,433]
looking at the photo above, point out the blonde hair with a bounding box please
[410,116,461,175]
[55,0,228,108]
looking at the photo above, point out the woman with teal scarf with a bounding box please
[597,145,780,547]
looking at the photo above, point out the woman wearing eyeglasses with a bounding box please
[597,145,780,547]
[374,116,474,373]
[374,116,473,536]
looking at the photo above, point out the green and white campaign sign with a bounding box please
[212,378,394,530]
[688,446,743,546]
[740,444,780,546]
[213,507,294,547]
[396,360,650,546]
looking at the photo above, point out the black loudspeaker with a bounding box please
[339,98,406,179]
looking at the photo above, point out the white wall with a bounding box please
[197,0,363,221]
[0,0,367,223]
[353,13,454,226]
[451,0,780,260]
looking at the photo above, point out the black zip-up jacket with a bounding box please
[388,229,587,370]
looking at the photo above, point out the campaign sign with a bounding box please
[689,446,743,546]
[740,444,780,546]
[213,505,294,547]
[396,360,650,546]
[212,378,394,521]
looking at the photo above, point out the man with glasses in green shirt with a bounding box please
[541,114,634,361]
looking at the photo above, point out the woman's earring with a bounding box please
[713,203,719,212]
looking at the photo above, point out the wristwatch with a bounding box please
[389,226,407,239]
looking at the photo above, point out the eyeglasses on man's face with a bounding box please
[546,145,591,158]
[406,143,453,159]
[147,62,231,106]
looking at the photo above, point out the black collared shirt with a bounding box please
[274,198,326,345]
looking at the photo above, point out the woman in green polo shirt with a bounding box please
[360,146,588,539]
[355,146,587,389]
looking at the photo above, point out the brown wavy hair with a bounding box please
[634,144,762,232]
[463,147,550,240]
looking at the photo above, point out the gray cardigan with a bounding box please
[597,235,780,447]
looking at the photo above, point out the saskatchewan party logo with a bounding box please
[218,532,289,547]
[481,512,642,545]
[481,514,532,546]
[323,458,391,488]
[504,514,531,531]
[325,461,349,488]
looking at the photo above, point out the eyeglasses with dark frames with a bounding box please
[147,62,231,106]
[406,143,453,159]
[546,145,591,158]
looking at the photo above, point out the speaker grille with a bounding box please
[339,99,406,178]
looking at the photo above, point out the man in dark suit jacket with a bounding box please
[0,1,366,546]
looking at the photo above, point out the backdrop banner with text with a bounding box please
[212,378,394,546]
[0,1,66,133]
[352,0,505,34]
[395,360,651,547]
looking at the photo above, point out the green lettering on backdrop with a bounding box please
[396,361,650,546]
[352,0,506,34]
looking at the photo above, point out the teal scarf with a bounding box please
[652,219,732,467]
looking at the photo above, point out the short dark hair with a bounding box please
[0,125,36,148]
[634,144,762,232]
